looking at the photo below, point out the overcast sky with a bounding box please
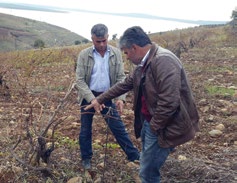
[0,0,236,39]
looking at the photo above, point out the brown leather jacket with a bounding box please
[97,43,199,148]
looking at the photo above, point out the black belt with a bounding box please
[92,90,103,97]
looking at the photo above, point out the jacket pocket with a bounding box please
[163,103,192,140]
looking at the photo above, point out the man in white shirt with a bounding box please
[76,24,140,170]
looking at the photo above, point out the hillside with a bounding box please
[0,24,237,182]
[0,13,89,52]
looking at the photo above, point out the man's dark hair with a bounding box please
[119,26,152,49]
[91,23,108,38]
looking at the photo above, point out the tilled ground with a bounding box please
[0,47,237,182]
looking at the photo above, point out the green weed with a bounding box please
[57,136,78,149]
[92,142,120,149]
[205,85,235,96]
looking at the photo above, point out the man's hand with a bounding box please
[84,98,105,113]
[116,100,125,114]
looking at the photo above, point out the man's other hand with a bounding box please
[116,100,125,115]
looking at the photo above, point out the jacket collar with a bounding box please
[142,43,158,71]
[89,45,113,58]
[139,49,150,67]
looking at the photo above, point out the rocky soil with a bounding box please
[0,44,237,182]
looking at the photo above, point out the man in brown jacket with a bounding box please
[85,26,199,183]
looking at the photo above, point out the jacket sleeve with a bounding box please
[97,74,133,104]
[75,49,94,104]
[112,48,127,101]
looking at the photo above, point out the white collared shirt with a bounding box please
[139,49,150,67]
[89,47,110,92]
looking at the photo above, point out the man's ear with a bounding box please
[131,44,137,50]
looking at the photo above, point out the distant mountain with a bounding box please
[0,13,89,52]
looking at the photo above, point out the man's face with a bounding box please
[91,34,108,53]
[122,46,141,65]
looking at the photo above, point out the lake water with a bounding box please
[0,8,198,40]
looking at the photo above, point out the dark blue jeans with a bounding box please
[79,99,139,161]
[139,121,173,183]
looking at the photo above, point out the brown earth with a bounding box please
[0,31,237,182]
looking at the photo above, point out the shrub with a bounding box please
[74,40,81,45]
[34,39,45,49]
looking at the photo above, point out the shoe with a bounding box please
[82,159,91,170]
